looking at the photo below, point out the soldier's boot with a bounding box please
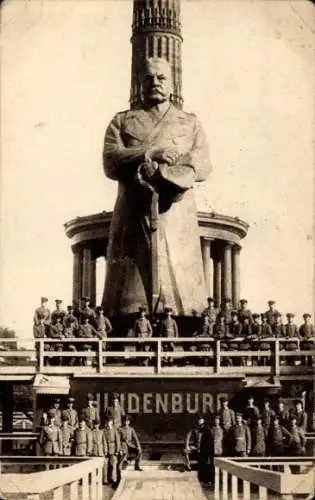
[134,452,143,471]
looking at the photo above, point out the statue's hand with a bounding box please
[139,161,158,180]
[148,148,178,165]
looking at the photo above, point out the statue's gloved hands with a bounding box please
[147,147,178,165]
[139,161,159,180]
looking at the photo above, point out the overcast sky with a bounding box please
[1,0,314,340]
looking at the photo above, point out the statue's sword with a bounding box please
[150,189,160,315]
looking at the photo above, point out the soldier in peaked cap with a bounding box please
[51,299,66,324]
[220,298,233,326]
[133,306,153,366]
[81,394,100,430]
[91,418,106,457]
[39,409,62,456]
[283,313,299,363]
[230,412,251,457]
[243,396,260,429]
[159,307,179,365]
[237,299,253,325]
[79,297,96,324]
[264,301,280,327]
[290,400,308,432]
[73,417,93,457]
[202,297,218,328]
[103,415,121,486]
[119,415,142,471]
[106,393,125,429]
[47,399,62,427]
[60,413,74,456]
[271,312,285,338]
[251,416,266,457]
[276,400,290,429]
[33,297,51,326]
[261,399,275,437]
[62,397,78,429]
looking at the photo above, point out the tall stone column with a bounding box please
[213,256,222,307]
[82,247,92,299]
[232,245,241,308]
[201,238,212,297]
[90,257,97,307]
[72,248,82,304]
[222,242,232,301]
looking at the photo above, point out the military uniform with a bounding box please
[34,300,51,326]
[288,425,306,455]
[261,406,276,437]
[243,404,260,428]
[119,424,142,469]
[202,299,218,332]
[291,410,307,432]
[237,303,253,325]
[219,406,235,433]
[230,422,251,456]
[63,312,79,332]
[272,322,285,338]
[284,317,299,358]
[160,312,179,364]
[91,428,106,456]
[49,321,64,339]
[82,404,100,430]
[59,422,74,456]
[251,421,266,456]
[39,422,62,456]
[62,406,78,429]
[276,407,290,429]
[74,425,93,456]
[210,423,223,457]
[79,305,96,325]
[103,425,121,485]
[264,302,280,326]
[106,404,125,429]
[51,301,67,324]
[33,322,47,338]
[183,426,207,470]
[267,422,291,456]
[78,322,98,338]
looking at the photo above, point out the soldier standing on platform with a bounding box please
[284,313,299,360]
[243,396,260,429]
[79,297,96,324]
[159,307,179,365]
[209,414,223,483]
[237,299,252,325]
[287,416,306,456]
[251,417,266,457]
[220,298,233,328]
[272,312,285,338]
[82,394,100,430]
[39,410,62,456]
[219,397,235,455]
[48,399,62,427]
[299,313,315,365]
[267,415,291,456]
[202,297,218,334]
[264,301,280,327]
[74,417,93,456]
[230,413,251,457]
[103,416,121,487]
[91,418,105,456]
[78,316,98,338]
[276,400,290,429]
[183,416,208,472]
[260,314,273,366]
[51,299,66,324]
[133,306,153,366]
[62,397,78,430]
[119,415,142,471]
[193,313,213,366]
[95,306,112,365]
[228,311,243,366]
[59,414,74,456]
[106,393,125,429]
[214,314,232,367]
[261,399,275,438]
[34,297,51,326]
[291,400,308,432]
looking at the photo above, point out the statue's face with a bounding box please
[141,60,172,104]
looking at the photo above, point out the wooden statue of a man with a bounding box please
[102,57,212,316]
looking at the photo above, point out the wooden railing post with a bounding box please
[69,479,79,500]
[214,466,220,500]
[243,479,250,500]
[27,495,40,500]
[90,469,97,500]
[231,474,238,500]
[98,341,102,373]
[258,485,267,500]
[215,340,221,373]
[81,474,89,499]
[157,339,162,374]
[96,465,103,499]
[274,339,280,376]
[52,486,63,500]
[39,340,44,371]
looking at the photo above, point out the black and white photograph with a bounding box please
[0,0,314,498]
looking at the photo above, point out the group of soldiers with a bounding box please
[37,393,142,487]
[33,296,314,367]
[184,396,308,483]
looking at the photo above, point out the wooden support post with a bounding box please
[90,470,97,500]
[69,480,79,500]
[274,339,280,376]
[258,486,267,500]
[27,495,40,500]
[52,486,63,500]
[215,340,221,373]
[243,480,250,500]
[222,470,228,499]
[214,467,220,500]
[96,466,103,500]
[157,339,162,373]
[39,340,44,371]
[231,475,238,500]
[98,341,102,373]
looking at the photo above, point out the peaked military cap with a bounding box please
[240,299,248,304]
[87,393,94,400]
[223,298,232,303]
[207,297,215,303]
[303,313,311,318]
[236,412,243,417]
[252,313,260,318]
[94,417,100,425]
[62,413,69,421]
[139,306,147,312]
[41,297,48,303]
[55,299,63,304]
[164,307,173,313]
[268,300,275,305]
[48,409,56,417]
[231,310,239,317]
[79,414,86,422]
[111,392,120,400]
[54,398,61,404]
[67,305,74,311]
[82,296,90,302]
[96,306,104,312]
[68,397,75,403]
[286,313,295,318]
[123,414,131,423]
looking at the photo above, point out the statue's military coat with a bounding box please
[102,104,211,315]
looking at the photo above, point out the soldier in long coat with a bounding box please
[59,414,74,456]
[251,417,266,456]
[119,415,142,471]
[219,398,235,455]
[237,299,253,325]
[261,399,276,438]
[82,394,100,430]
[105,393,125,429]
[291,400,308,432]
[267,415,291,456]
[51,299,66,324]
[276,400,290,429]
[33,297,51,326]
[243,396,260,429]
[230,413,251,457]
[73,418,93,456]
[202,297,218,334]
[133,306,153,366]
[48,399,62,427]
[39,410,62,456]
[159,308,179,365]
[287,417,306,456]
[91,418,106,456]
[183,416,208,471]
[101,57,212,316]
[103,417,121,486]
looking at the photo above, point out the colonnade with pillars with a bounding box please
[201,238,241,308]
[72,238,241,310]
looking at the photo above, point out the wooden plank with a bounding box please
[231,474,238,500]
[69,480,79,500]
[243,479,250,500]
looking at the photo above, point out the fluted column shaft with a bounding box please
[222,243,232,301]
[201,238,212,297]
[232,245,241,308]
[72,249,82,303]
[82,248,92,299]
[213,257,222,307]
[90,258,97,307]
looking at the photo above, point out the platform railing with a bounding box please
[213,456,315,500]
[0,337,314,376]
[0,456,104,499]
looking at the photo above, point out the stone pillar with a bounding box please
[232,245,241,308]
[72,248,82,304]
[222,242,232,301]
[90,257,97,307]
[82,247,92,299]
[201,238,212,297]
[213,257,222,307]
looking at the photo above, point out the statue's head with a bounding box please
[141,58,172,105]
